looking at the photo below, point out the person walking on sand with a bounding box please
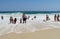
[10,16,13,23]
[22,13,27,23]
[14,18,17,24]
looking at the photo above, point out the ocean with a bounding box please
[0,11,60,36]
[0,11,60,14]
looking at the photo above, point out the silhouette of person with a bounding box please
[46,15,50,21]
[14,18,17,24]
[20,18,22,23]
[22,13,27,23]
[54,14,57,21]
[10,16,13,23]
[1,16,3,20]
[57,14,60,21]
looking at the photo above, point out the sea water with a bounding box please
[0,11,60,36]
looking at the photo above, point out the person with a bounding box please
[14,18,17,24]
[10,16,13,23]
[34,16,36,19]
[46,15,50,21]
[43,15,50,22]
[1,16,3,20]
[22,13,27,23]
[20,18,22,23]
[27,16,30,19]
[31,18,33,20]
[57,14,60,21]
[54,14,57,21]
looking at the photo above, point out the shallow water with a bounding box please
[0,12,60,36]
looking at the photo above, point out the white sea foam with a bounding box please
[0,13,60,36]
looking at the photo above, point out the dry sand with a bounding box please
[0,28,60,39]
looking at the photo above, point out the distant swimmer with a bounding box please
[34,16,36,19]
[22,13,27,23]
[1,16,3,20]
[14,18,17,24]
[10,16,13,23]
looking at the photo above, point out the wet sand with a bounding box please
[0,28,60,39]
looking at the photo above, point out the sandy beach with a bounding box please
[0,0,60,39]
[0,28,60,39]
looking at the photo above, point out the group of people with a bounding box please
[54,14,60,21]
[0,13,37,24]
[45,14,60,21]
[10,16,17,24]
[1,13,60,24]
[10,13,27,24]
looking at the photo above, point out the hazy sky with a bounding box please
[0,0,60,11]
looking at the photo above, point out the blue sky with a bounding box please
[0,0,60,11]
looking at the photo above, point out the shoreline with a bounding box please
[0,13,60,37]
[0,28,60,39]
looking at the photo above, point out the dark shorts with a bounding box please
[23,18,26,21]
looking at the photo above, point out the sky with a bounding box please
[0,0,60,11]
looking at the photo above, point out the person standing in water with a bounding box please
[54,14,57,21]
[14,18,17,24]
[1,16,3,20]
[20,18,22,23]
[57,14,60,21]
[22,13,27,23]
[46,15,50,21]
[10,16,13,23]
